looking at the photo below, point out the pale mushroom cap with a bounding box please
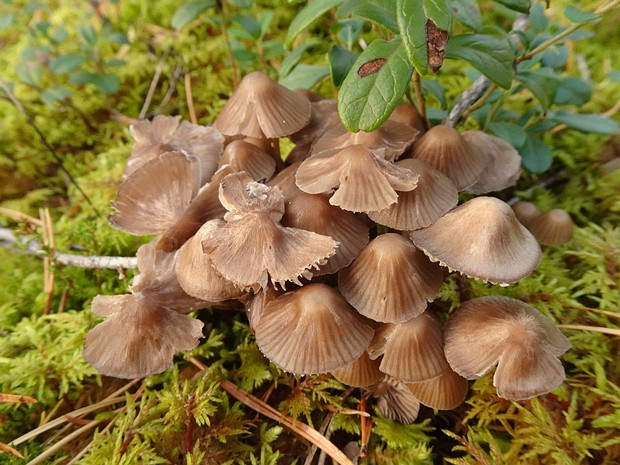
[410,125,487,190]
[289,99,340,146]
[281,192,370,275]
[444,296,571,400]
[367,158,458,230]
[219,139,276,182]
[83,295,204,379]
[409,196,542,285]
[363,376,421,424]
[295,144,419,213]
[127,115,181,169]
[406,367,469,410]
[368,312,450,382]
[213,71,311,139]
[338,233,443,323]
[389,103,426,133]
[218,172,285,221]
[253,283,375,374]
[527,208,574,246]
[462,130,522,194]
[511,201,542,228]
[110,151,200,236]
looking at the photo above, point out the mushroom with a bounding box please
[527,208,574,246]
[443,296,571,401]
[201,172,338,290]
[281,192,370,275]
[409,124,487,190]
[253,283,375,374]
[406,365,468,410]
[338,233,443,323]
[295,144,419,213]
[331,351,383,388]
[363,376,421,424]
[409,196,542,285]
[510,200,542,228]
[389,103,427,133]
[213,71,311,139]
[367,312,450,383]
[367,158,458,230]
[218,139,276,182]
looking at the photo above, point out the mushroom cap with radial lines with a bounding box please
[295,144,419,213]
[218,139,276,182]
[409,196,542,285]
[444,296,571,400]
[363,376,421,424]
[331,351,383,388]
[527,208,574,246]
[213,71,311,139]
[511,200,542,228]
[338,233,443,323]
[253,283,375,374]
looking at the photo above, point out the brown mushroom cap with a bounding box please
[406,366,468,410]
[389,103,427,133]
[444,296,571,401]
[332,351,383,388]
[410,125,487,190]
[253,283,375,374]
[338,233,443,323]
[363,376,420,424]
[281,192,370,275]
[367,312,450,382]
[219,139,276,182]
[295,144,419,213]
[213,71,311,139]
[462,130,522,194]
[288,99,340,146]
[409,196,542,285]
[367,158,458,230]
[83,294,204,379]
[527,208,574,246]
[511,200,542,228]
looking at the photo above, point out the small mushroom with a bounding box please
[409,197,542,285]
[363,376,421,424]
[462,130,522,194]
[444,296,571,401]
[332,351,383,388]
[213,71,311,139]
[218,139,276,182]
[406,366,468,410]
[338,234,443,323]
[389,103,427,133]
[527,208,574,246]
[253,283,375,374]
[295,144,419,213]
[510,200,542,228]
[409,125,487,190]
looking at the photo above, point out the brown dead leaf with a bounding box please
[426,20,449,72]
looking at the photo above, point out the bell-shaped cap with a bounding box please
[389,103,426,133]
[462,130,522,194]
[511,201,542,228]
[527,209,574,246]
[367,312,450,382]
[338,234,443,323]
[219,139,276,182]
[310,120,419,162]
[110,151,200,237]
[363,376,420,424]
[266,162,304,200]
[128,116,224,185]
[83,294,204,378]
[332,351,383,388]
[289,99,340,146]
[214,71,311,139]
[444,296,571,401]
[253,283,375,374]
[410,125,487,190]
[217,172,285,221]
[406,366,468,410]
[409,196,542,285]
[175,221,245,302]
[367,159,458,230]
[295,144,419,213]
[281,192,370,275]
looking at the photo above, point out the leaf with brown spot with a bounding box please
[357,58,387,77]
[426,20,449,72]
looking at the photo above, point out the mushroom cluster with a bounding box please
[84,71,571,423]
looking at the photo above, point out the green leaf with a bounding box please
[69,71,120,93]
[549,111,620,135]
[285,0,344,48]
[107,32,130,45]
[338,0,398,32]
[328,45,359,87]
[278,64,329,90]
[49,54,87,75]
[40,86,72,106]
[518,134,552,173]
[16,61,42,87]
[280,42,320,77]
[105,58,126,68]
[171,0,216,30]
[446,34,515,89]
[232,14,261,39]
[451,0,482,31]
[516,68,559,110]
[78,24,97,45]
[554,77,592,106]
[0,12,15,30]
[488,122,527,147]
[492,0,531,13]
[609,70,620,83]
[564,5,598,23]
[397,0,452,75]
[338,38,413,132]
